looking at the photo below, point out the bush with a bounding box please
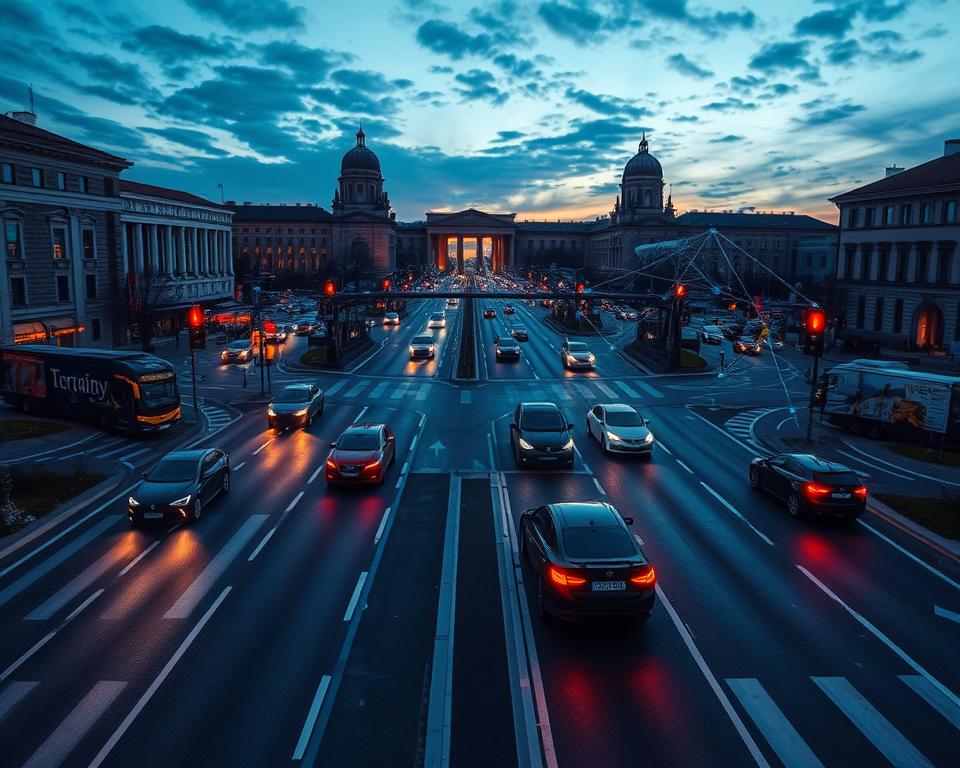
[301,347,328,366]
[681,350,707,369]
[0,466,105,537]
[0,419,70,441]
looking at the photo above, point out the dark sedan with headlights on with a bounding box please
[749,453,867,519]
[220,339,255,364]
[519,501,656,621]
[495,335,521,362]
[733,336,762,355]
[268,383,324,430]
[509,402,574,468]
[128,448,230,525]
[325,423,397,486]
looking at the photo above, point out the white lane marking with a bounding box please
[164,516,267,619]
[0,679,38,722]
[92,443,136,460]
[700,483,775,547]
[370,381,389,398]
[899,675,960,730]
[549,383,572,400]
[573,382,593,399]
[460,390,472,404]
[657,584,771,767]
[797,565,960,711]
[934,604,960,624]
[292,675,332,761]
[343,571,368,622]
[811,676,933,768]
[594,381,617,397]
[614,380,641,398]
[253,438,273,455]
[655,439,672,455]
[0,516,121,609]
[374,507,392,544]
[323,380,346,396]
[676,459,693,474]
[686,406,768,455]
[248,526,278,562]
[424,475,461,768]
[118,540,160,577]
[390,381,412,399]
[345,381,367,398]
[857,520,960,591]
[14,431,101,462]
[25,542,124,620]
[634,379,663,398]
[726,678,825,768]
[308,464,324,484]
[401,461,409,475]
[356,406,369,420]
[233,461,246,471]
[593,477,607,495]
[88,587,231,768]
[836,450,914,482]
[22,680,127,768]
[416,383,430,401]
[842,443,960,488]
[286,491,305,513]
[115,446,152,463]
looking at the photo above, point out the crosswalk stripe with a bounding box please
[899,675,960,730]
[345,381,368,398]
[324,380,347,396]
[415,383,430,401]
[0,680,38,722]
[633,379,663,398]
[370,381,389,399]
[573,382,593,399]
[594,382,617,398]
[115,447,152,463]
[550,383,572,400]
[726,678,824,768]
[22,680,126,768]
[812,677,934,768]
[614,380,641,398]
[390,382,411,399]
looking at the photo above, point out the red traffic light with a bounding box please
[576,283,585,294]
[807,309,826,332]
[382,279,392,291]
[323,280,336,296]
[263,320,277,333]
[674,284,686,298]
[188,304,203,328]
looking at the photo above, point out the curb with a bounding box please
[866,498,960,565]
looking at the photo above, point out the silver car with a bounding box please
[409,335,436,359]
[586,403,654,457]
[268,384,324,430]
[561,340,595,370]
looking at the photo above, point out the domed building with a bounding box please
[617,133,665,220]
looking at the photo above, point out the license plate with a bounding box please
[832,492,851,499]
[592,580,626,592]
[342,467,360,475]
[143,512,163,519]
[539,456,556,461]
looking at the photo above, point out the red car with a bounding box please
[326,423,396,485]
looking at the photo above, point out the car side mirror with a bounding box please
[622,516,635,526]
[330,442,337,448]
[521,509,534,518]
[566,423,574,431]
[643,419,651,426]
[141,471,148,479]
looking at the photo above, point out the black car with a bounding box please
[483,307,496,318]
[519,502,656,621]
[733,337,762,355]
[749,453,867,518]
[129,448,230,525]
[495,336,521,361]
[510,402,574,468]
[510,326,528,341]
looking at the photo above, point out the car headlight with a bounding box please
[293,408,308,417]
[221,351,228,358]
[518,437,534,450]
[606,431,622,442]
[409,346,415,355]
[268,405,276,416]
[128,496,140,507]
[171,495,192,507]
[644,433,654,444]
[563,438,575,450]
[587,354,595,363]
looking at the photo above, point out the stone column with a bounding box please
[456,236,464,273]
[69,212,85,330]
[507,234,515,271]
[189,228,198,274]
[927,242,939,284]
[836,246,847,279]
[906,243,918,282]
[165,225,174,275]
[227,230,234,276]
[149,223,160,274]
[134,223,145,275]
[475,235,483,273]
[947,242,960,284]
[887,243,898,281]
[201,229,209,274]
[120,222,129,277]
[0,233,9,343]
[851,244,863,280]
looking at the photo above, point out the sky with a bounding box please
[2,0,958,224]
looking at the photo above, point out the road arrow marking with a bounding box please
[934,605,960,624]
[430,440,446,460]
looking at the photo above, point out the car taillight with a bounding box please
[363,459,381,473]
[549,567,586,587]
[630,565,656,587]
[804,483,831,497]
[325,459,337,471]
[854,486,867,498]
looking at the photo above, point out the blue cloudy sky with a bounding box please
[2,0,958,223]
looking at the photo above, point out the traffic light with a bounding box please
[323,280,336,297]
[188,304,206,350]
[674,283,686,298]
[576,283,585,294]
[802,309,826,357]
[382,278,392,291]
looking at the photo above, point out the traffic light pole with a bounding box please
[190,349,199,424]
[805,351,820,443]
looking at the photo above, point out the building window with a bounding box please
[884,205,895,225]
[893,299,903,333]
[877,250,888,281]
[946,200,957,223]
[85,274,97,299]
[0,162,12,184]
[31,168,44,187]
[847,208,859,228]
[939,249,951,284]
[819,252,827,268]
[52,226,68,259]
[899,204,912,226]
[4,220,22,258]
[804,252,812,268]
[863,207,874,227]
[56,171,66,190]
[56,275,70,302]
[916,249,928,282]
[873,298,884,332]
[82,228,95,259]
[896,251,907,281]
[922,202,933,224]
[91,318,101,341]
[10,276,26,306]
[855,295,865,329]
[79,176,89,194]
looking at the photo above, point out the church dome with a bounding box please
[341,128,381,173]
[623,133,662,179]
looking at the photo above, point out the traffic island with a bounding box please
[1,464,105,537]
[0,418,70,441]
[873,493,960,541]
[297,338,375,370]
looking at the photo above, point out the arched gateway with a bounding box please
[424,209,517,274]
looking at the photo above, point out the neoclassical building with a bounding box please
[230,129,836,290]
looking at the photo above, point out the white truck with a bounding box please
[823,359,960,444]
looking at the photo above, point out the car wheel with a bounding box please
[749,467,761,489]
[536,578,550,621]
[866,423,883,440]
[222,472,231,495]
[192,498,202,522]
[849,419,864,436]
[787,493,800,517]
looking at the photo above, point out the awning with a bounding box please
[44,317,83,337]
[13,321,47,343]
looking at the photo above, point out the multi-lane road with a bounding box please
[1,282,958,768]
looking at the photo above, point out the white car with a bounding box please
[446,298,459,308]
[383,312,400,326]
[427,312,446,329]
[586,403,654,458]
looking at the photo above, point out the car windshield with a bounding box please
[813,471,860,485]
[273,388,310,403]
[146,458,198,482]
[386,313,398,319]
[562,526,636,559]
[337,431,380,450]
[139,378,178,409]
[605,410,643,427]
[499,339,518,348]
[567,342,588,352]
[430,314,443,320]
[413,336,433,345]
[522,409,564,431]
[228,341,249,350]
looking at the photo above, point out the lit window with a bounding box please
[52,227,68,259]
[4,220,22,258]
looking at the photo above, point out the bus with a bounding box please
[1,345,181,433]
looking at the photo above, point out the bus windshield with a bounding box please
[140,378,179,410]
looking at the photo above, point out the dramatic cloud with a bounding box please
[709,134,746,143]
[749,41,812,72]
[703,97,758,112]
[257,42,344,81]
[415,20,493,59]
[666,53,714,80]
[123,26,237,61]
[796,102,866,127]
[184,0,305,31]
[537,1,603,42]
[564,88,651,119]
[454,69,508,104]
[794,8,856,38]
